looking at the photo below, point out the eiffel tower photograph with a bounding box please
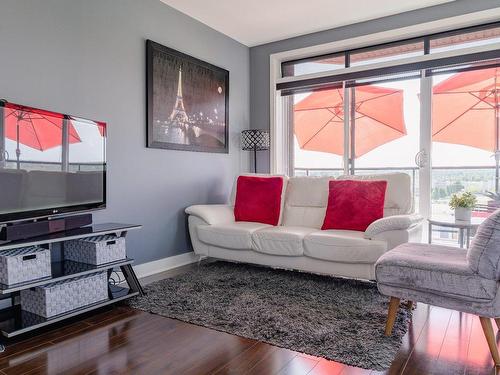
[147,40,229,153]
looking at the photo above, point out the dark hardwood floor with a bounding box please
[1,266,499,374]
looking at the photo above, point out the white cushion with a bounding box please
[197,222,271,250]
[282,206,327,229]
[285,176,330,207]
[282,176,330,228]
[252,226,316,256]
[229,173,288,225]
[304,230,387,263]
[336,173,412,216]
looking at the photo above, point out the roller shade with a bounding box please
[277,48,500,96]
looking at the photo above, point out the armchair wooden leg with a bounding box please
[495,318,500,330]
[385,297,400,336]
[479,316,500,367]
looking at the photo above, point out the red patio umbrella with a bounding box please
[3,103,81,169]
[432,68,500,192]
[70,116,107,137]
[294,85,406,161]
[96,121,107,137]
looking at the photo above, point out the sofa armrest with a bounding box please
[185,204,235,225]
[364,214,423,239]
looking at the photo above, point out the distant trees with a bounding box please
[432,181,465,200]
[432,187,447,200]
[448,181,464,195]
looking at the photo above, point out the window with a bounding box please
[349,41,424,67]
[282,53,345,78]
[430,25,500,54]
[430,65,499,218]
[274,21,500,236]
[293,87,345,176]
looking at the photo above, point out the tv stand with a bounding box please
[0,222,143,350]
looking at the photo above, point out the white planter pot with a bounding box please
[455,207,472,222]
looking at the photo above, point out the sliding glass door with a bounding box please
[349,78,421,212]
[430,67,499,220]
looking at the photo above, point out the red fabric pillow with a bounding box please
[322,179,387,232]
[234,176,284,225]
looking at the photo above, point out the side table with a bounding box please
[428,217,483,249]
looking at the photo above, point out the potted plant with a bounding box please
[449,191,477,222]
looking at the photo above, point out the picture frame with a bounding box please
[146,40,229,153]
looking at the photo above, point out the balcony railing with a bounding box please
[294,165,498,214]
[3,159,105,172]
[295,166,419,199]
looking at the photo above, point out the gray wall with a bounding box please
[250,0,500,172]
[0,0,250,264]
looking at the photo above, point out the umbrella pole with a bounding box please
[350,87,356,174]
[61,116,69,172]
[16,121,20,170]
[496,151,499,195]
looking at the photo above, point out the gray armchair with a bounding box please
[376,209,500,366]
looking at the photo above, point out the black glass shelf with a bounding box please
[0,223,142,250]
[0,222,143,340]
[0,258,134,294]
[0,284,138,337]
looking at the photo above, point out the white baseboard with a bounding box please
[133,251,200,279]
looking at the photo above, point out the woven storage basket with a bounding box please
[20,271,108,318]
[64,235,126,265]
[0,246,51,286]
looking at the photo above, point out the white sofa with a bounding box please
[185,173,423,280]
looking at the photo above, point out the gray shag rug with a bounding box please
[128,261,411,370]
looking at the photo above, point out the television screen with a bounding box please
[0,101,106,223]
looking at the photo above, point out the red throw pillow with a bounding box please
[234,176,284,225]
[322,179,387,232]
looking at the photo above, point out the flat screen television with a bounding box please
[0,100,106,224]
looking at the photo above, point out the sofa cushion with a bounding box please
[252,226,316,256]
[230,174,288,225]
[376,243,498,301]
[304,230,387,263]
[467,209,500,280]
[197,222,271,250]
[282,176,330,228]
[337,173,412,216]
[284,176,330,207]
[234,176,284,225]
[322,179,387,231]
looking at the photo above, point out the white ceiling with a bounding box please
[160,0,455,46]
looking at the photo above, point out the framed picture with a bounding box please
[146,40,229,153]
